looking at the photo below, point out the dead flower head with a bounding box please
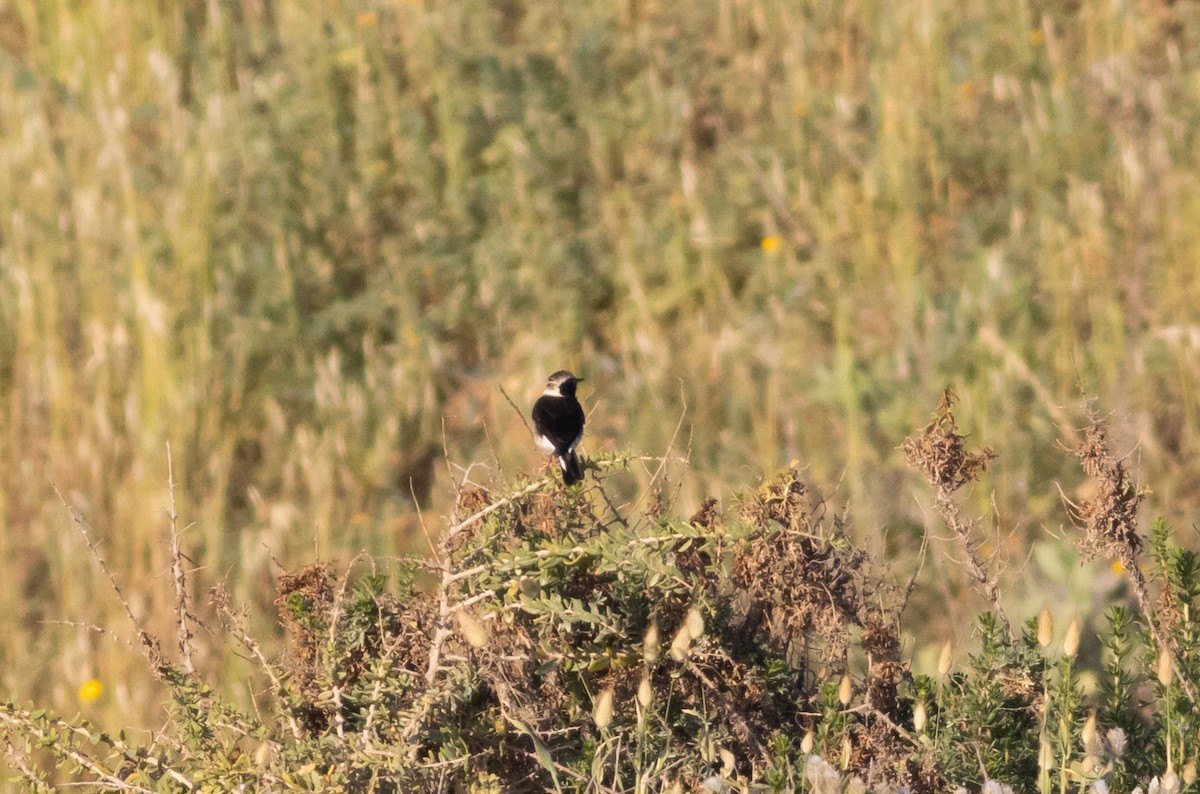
[1068,415,1143,563]
[902,389,996,493]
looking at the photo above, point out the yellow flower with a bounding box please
[1029,29,1045,46]
[78,679,103,703]
[357,12,378,27]
[1111,559,1125,575]
[760,235,782,253]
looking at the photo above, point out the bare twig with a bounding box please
[628,382,689,516]
[847,704,921,747]
[40,620,140,652]
[899,522,931,613]
[425,477,550,686]
[903,392,1012,641]
[930,493,1013,641]
[685,660,771,766]
[441,418,462,517]
[3,736,48,790]
[210,585,303,740]
[327,552,369,738]
[0,704,188,792]
[166,444,196,676]
[444,478,548,542]
[411,478,438,561]
[499,382,536,440]
[53,486,169,680]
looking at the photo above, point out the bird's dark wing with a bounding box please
[532,396,586,455]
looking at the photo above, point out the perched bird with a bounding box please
[531,370,586,485]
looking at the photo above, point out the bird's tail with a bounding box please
[560,450,584,486]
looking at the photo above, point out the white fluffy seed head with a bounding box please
[670,622,692,662]
[593,688,614,730]
[1081,712,1099,753]
[455,610,489,649]
[643,620,660,663]
[1037,606,1054,649]
[1158,646,1175,688]
[1063,614,1081,658]
[637,673,653,708]
[1039,737,1055,771]
[938,639,953,677]
[686,607,705,640]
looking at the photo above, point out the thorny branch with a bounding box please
[902,390,1011,641]
[1068,413,1198,704]
[54,486,170,680]
[425,477,551,685]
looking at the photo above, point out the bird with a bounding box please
[531,370,586,486]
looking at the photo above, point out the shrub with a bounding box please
[3,396,1199,792]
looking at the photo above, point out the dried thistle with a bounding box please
[902,389,996,493]
[903,391,1009,638]
[1069,416,1144,563]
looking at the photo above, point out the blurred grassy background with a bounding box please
[3,0,1200,738]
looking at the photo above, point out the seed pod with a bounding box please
[1039,737,1055,772]
[913,700,927,733]
[838,673,853,706]
[1037,606,1054,649]
[643,620,660,663]
[1158,646,1174,688]
[637,673,653,708]
[686,607,706,640]
[1063,614,1081,658]
[669,622,692,662]
[800,731,814,754]
[1081,712,1098,754]
[593,688,614,730]
[1105,727,1127,758]
[938,640,953,677]
[455,609,489,649]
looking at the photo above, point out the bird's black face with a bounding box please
[559,377,582,398]
[544,370,583,397]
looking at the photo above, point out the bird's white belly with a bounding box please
[535,434,556,454]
